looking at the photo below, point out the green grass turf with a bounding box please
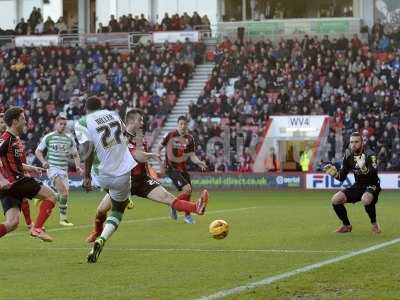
[0,190,399,300]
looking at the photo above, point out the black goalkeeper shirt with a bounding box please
[336,148,380,186]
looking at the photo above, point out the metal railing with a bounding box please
[0,29,216,51]
[0,35,15,48]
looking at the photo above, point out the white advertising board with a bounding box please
[15,35,60,47]
[306,173,400,190]
[152,31,199,43]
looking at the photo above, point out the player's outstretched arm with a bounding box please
[73,152,83,175]
[189,152,207,171]
[156,143,163,157]
[35,135,49,168]
[35,148,49,169]
[82,142,94,192]
[0,173,11,190]
[134,150,161,163]
[323,157,350,182]
[22,163,46,176]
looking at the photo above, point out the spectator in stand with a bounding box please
[55,17,68,34]
[34,17,44,34]
[28,7,42,32]
[15,18,28,35]
[0,40,204,164]
[97,23,108,33]
[44,17,55,33]
[187,31,400,172]
[161,13,172,31]
[109,15,120,32]
[2,10,213,35]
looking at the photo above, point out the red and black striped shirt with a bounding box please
[161,130,195,172]
[128,138,149,177]
[0,131,26,183]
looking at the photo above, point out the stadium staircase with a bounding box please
[150,63,215,172]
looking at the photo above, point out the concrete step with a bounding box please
[192,75,209,78]
[187,83,207,86]
[150,63,214,153]
[195,67,214,70]
[179,96,199,99]
[181,92,202,95]
[174,104,192,107]
[180,91,202,94]
[189,79,207,84]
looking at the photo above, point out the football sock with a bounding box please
[100,210,123,241]
[171,199,196,213]
[179,192,191,217]
[34,200,55,229]
[58,195,68,220]
[177,192,191,201]
[94,211,107,233]
[0,224,7,237]
[364,204,376,224]
[20,200,32,226]
[332,204,350,226]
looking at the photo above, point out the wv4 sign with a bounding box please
[306,173,354,189]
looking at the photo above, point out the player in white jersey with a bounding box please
[74,96,137,263]
[35,114,82,226]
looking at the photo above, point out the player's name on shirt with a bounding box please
[94,113,116,125]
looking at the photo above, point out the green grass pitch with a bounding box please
[1,190,400,300]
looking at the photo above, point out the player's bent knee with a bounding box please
[160,190,175,204]
[60,191,68,198]
[5,219,19,231]
[37,186,57,202]
[182,185,192,193]
[111,199,128,212]
[361,194,373,206]
[331,192,346,205]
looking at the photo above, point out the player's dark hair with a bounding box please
[55,113,67,122]
[177,116,187,123]
[86,96,102,112]
[125,108,143,122]
[4,106,24,127]
[350,132,362,139]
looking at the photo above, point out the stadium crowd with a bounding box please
[2,7,211,35]
[0,40,205,166]
[8,7,70,35]
[1,5,399,172]
[188,30,400,172]
[98,12,211,33]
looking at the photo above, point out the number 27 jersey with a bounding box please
[75,109,136,177]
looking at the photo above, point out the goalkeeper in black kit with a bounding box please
[323,132,381,234]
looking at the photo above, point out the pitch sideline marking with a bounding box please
[198,237,400,300]
[22,247,348,254]
[4,206,262,238]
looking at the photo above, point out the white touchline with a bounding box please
[199,237,400,300]
[4,206,262,238]
[21,247,348,254]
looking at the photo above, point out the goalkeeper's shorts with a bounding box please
[342,184,381,204]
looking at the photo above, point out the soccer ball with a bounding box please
[209,219,229,239]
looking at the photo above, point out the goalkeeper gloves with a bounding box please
[323,164,338,178]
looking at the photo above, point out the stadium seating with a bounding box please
[188,32,400,171]
[7,8,211,35]
[0,40,205,167]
